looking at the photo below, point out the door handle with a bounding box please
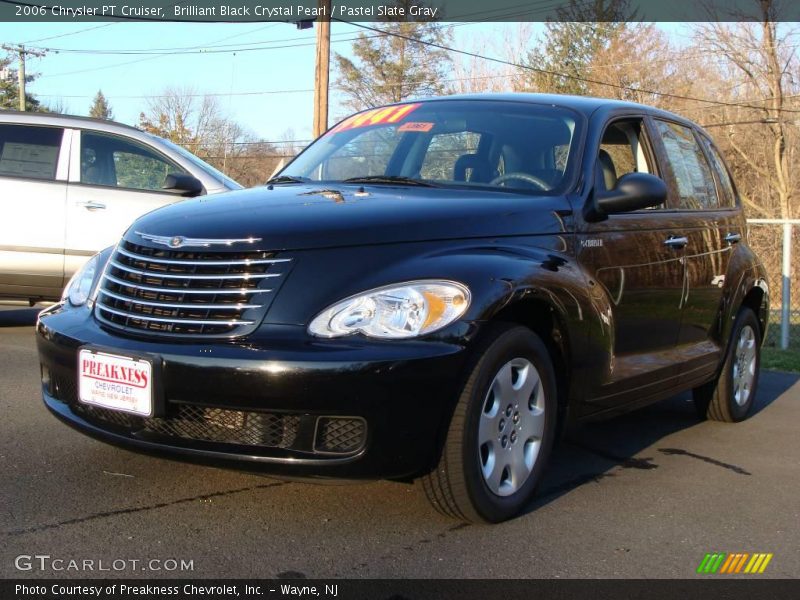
[77,201,106,211]
[664,236,688,249]
[724,232,742,244]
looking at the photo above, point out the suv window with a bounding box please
[699,135,737,208]
[284,100,579,194]
[654,120,718,210]
[0,124,62,181]
[596,120,656,199]
[81,132,185,191]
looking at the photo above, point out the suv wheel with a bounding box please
[422,324,556,523]
[693,307,761,422]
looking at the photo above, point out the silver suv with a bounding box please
[0,112,242,303]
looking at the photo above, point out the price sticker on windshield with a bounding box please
[398,122,435,133]
[329,103,421,134]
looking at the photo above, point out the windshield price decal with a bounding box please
[329,103,421,134]
[398,122,435,133]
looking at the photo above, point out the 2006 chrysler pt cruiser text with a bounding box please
[37,94,768,523]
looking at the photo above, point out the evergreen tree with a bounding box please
[334,0,451,111]
[0,54,42,111]
[89,90,113,120]
[519,0,633,95]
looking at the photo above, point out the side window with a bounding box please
[80,132,185,191]
[596,119,656,200]
[654,120,719,210]
[0,124,62,181]
[699,136,737,208]
[419,131,481,180]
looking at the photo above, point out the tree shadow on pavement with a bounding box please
[523,370,799,516]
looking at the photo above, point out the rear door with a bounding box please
[578,117,685,408]
[64,130,189,277]
[650,120,734,379]
[0,123,70,298]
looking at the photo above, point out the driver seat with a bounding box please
[453,154,494,183]
[596,149,618,191]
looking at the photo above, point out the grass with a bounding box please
[761,347,800,373]
[760,311,800,372]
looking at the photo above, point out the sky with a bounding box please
[0,20,690,144]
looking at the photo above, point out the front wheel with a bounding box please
[422,324,557,523]
[693,307,761,422]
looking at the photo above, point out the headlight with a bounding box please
[308,280,470,339]
[62,254,99,307]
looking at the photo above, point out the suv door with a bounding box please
[0,123,70,299]
[578,117,685,409]
[650,120,735,379]
[64,130,191,277]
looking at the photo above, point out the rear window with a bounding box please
[0,124,63,181]
[282,100,581,195]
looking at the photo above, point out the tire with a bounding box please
[422,323,557,523]
[693,307,761,422]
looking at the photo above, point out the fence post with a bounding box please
[781,222,792,350]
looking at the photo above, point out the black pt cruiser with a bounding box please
[37,94,768,523]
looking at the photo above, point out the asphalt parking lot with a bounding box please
[1,305,798,579]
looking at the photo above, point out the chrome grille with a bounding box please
[95,240,290,338]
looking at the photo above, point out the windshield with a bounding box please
[158,137,243,190]
[280,100,581,194]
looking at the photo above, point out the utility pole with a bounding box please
[2,44,46,111]
[312,0,332,138]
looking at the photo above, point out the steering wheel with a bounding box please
[490,172,551,191]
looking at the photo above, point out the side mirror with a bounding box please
[163,173,204,197]
[584,172,667,222]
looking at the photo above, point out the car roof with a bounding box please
[0,110,147,135]
[405,92,698,127]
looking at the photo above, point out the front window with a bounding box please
[280,100,581,194]
[160,137,243,190]
[81,131,186,191]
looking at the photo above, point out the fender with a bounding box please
[718,243,769,350]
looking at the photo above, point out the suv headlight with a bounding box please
[62,254,100,307]
[308,280,470,339]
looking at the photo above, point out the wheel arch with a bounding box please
[486,297,572,430]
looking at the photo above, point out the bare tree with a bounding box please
[694,1,799,219]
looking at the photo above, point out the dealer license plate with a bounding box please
[78,349,153,416]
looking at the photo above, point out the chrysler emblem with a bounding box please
[135,231,263,248]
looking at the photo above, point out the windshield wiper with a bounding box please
[341,175,439,187]
[266,175,310,185]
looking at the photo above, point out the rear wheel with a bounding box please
[693,307,760,422]
[422,324,557,523]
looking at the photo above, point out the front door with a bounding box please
[64,130,187,276]
[578,118,685,408]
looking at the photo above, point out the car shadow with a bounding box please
[0,307,42,327]
[523,370,799,516]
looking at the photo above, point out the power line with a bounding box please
[340,20,800,115]
[35,26,334,79]
[32,29,366,54]
[20,22,118,44]
[701,119,784,127]
[31,72,530,100]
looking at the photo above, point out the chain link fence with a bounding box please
[746,220,799,351]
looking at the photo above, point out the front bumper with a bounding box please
[36,305,471,479]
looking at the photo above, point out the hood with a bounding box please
[128,184,570,251]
